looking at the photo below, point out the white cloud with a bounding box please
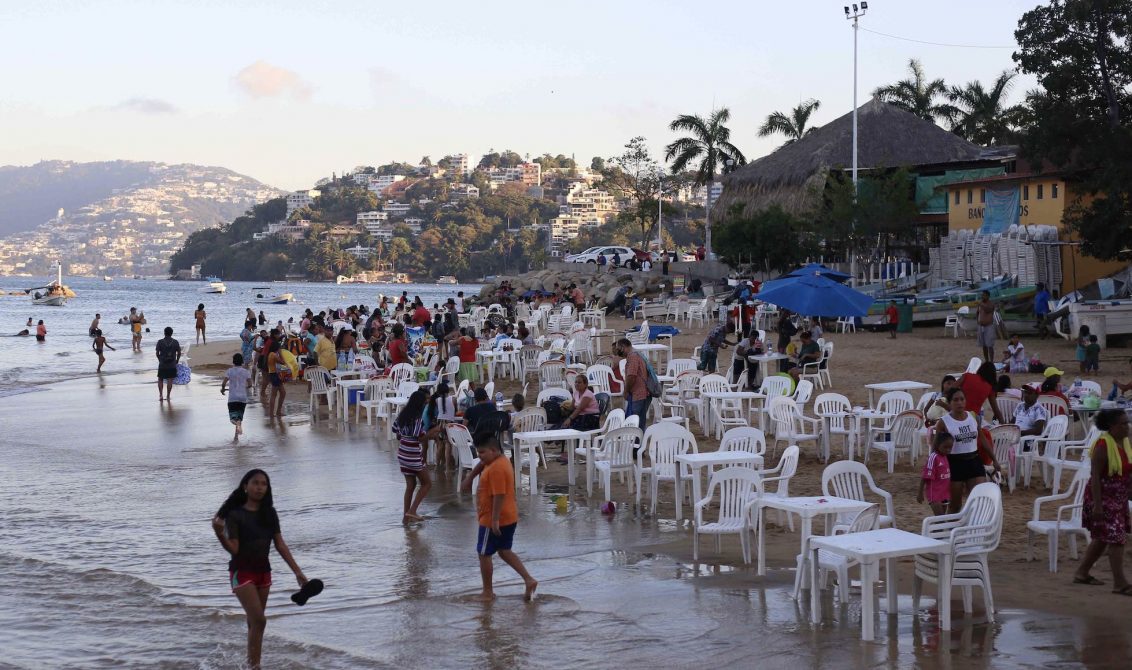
[105,98,179,114]
[234,60,312,101]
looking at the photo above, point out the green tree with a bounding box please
[945,72,1026,145]
[602,137,661,246]
[1014,0,1132,260]
[873,59,951,123]
[757,99,822,146]
[713,204,817,273]
[664,107,746,256]
[819,167,922,259]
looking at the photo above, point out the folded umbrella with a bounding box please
[754,272,873,317]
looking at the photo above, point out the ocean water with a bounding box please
[0,277,481,391]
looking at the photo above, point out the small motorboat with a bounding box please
[253,288,293,304]
[437,275,457,285]
[202,276,227,294]
[27,264,74,306]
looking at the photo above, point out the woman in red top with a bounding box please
[387,323,409,366]
[457,327,479,382]
[959,361,1004,423]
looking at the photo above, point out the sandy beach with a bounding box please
[186,313,1132,633]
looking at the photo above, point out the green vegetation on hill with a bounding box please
[170,183,557,281]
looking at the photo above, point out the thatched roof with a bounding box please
[718,98,984,216]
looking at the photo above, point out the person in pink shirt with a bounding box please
[918,432,953,515]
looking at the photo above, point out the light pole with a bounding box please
[844,2,867,285]
[655,168,663,250]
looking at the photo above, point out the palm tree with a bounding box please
[873,59,951,123]
[664,107,746,256]
[758,99,822,145]
[945,71,1026,145]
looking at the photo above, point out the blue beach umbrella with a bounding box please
[755,272,873,317]
[784,263,851,283]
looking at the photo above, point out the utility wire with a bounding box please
[859,27,1015,50]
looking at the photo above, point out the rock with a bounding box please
[604,286,622,304]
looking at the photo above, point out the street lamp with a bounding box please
[844,2,868,286]
[656,168,663,250]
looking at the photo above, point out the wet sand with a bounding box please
[166,316,1132,665]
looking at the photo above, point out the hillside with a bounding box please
[0,160,281,276]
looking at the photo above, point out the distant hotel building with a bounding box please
[446,153,470,178]
[450,184,480,200]
[383,202,413,217]
[286,190,321,216]
[367,175,405,195]
[486,162,542,189]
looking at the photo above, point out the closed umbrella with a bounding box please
[755,272,873,317]
[783,263,851,283]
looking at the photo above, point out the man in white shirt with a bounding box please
[1013,384,1049,443]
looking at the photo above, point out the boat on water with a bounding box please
[201,276,227,294]
[337,270,412,284]
[253,287,293,304]
[103,276,113,282]
[27,264,76,306]
[436,275,457,285]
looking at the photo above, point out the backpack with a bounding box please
[639,353,662,398]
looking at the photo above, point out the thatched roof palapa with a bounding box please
[718,98,984,217]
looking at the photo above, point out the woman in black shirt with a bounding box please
[212,469,308,670]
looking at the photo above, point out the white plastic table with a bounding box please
[331,369,362,381]
[864,381,931,407]
[747,353,788,382]
[335,378,369,422]
[511,428,594,494]
[756,496,872,576]
[634,342,669,366]
[673,451,763,521]
[475,350,510,382]
[809,528,952,641]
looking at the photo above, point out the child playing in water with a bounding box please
[221,353,252,442]
[91,329,115,372]
[917,432,953,516]
[463,432,537,602]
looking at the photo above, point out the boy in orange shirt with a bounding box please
[462,433,538,602]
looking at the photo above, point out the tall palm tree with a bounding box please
[873,59,951,123]
[664,107,746,256]
[945,71,1025,146]
[758,99,821,145]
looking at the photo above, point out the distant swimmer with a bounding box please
[92,329,115,373]
[212,470,313,670]
[26,317,33,328]
[14,329,29,337]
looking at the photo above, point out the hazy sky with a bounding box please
[1,0,1041,190]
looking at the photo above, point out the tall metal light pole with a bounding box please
[655,168,663,250]
[844,2,867,285]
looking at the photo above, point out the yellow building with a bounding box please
[945,173,1124,296]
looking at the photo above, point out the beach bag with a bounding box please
[542,399,564,425]
[173,362,191,385]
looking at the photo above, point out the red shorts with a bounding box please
[229,569,272,591]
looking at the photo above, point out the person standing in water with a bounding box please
[195,303,207,345]
[212,469,309,670]
[129,307,145,352]
[155,326,181,402]
[91,329,115,372]
[89,313,101,337]
[35,320,46,342]
[221,353,252,442]
[394,389,435,524]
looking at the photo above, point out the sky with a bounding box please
[0,0,1043,191]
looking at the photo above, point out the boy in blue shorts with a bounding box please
[462,433,537,602]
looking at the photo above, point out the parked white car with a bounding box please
[565,246,633,264]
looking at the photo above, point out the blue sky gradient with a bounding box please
[1,0,1039,189]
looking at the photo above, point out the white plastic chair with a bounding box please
[987,424,1020,492]
[865,409,922,473]
[711,396,749,440]
[694,466,764,564]
[594,426,643,502]
[691,374,729,436]
[1045,427,1099,494]
[536,387,570,406]
[1035,395,1069,420]
[794,504,880,601]
[445,423,481,494]
[662,369,702,426]
[752,375,794,430]
[304,366,335,419]
[520,345,543,381]
[995,396,1021,424]
[356,377,393,425]
[813,392,853,461]
[759,445,800,531]
[792,379,814,410]
[767,397,820,459]
[635,422,698,513]
[719,426,766,470]
[943,312,965,338]
[586,364,616,396]
[539,360,568,390]
[913,482,1003,622]
[1026,469,1090,573]
[665,358,698,377]
[835,316,856,334]
[1018,415,1069,488]
[686,299,708,327]
[511,407,549,470]
[439,355,461,387]
[821,460,896,531]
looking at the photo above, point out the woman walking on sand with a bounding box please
[394,389,436,524]
[1074,409,1132,595]
[211,469,309,670]
[195,303,207,345]
[266,340,287,417]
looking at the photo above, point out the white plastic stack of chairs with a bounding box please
[912,482,1003,623]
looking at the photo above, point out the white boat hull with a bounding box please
[33,296,67,306]
[254,293,293,304]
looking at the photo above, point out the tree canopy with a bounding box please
[758,99,822,146]
[873,59,951,123]
[713,204,817,273]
